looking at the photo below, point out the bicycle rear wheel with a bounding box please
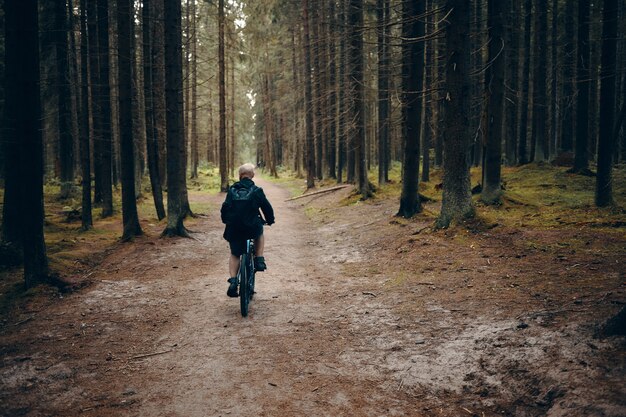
[239,253,250,317]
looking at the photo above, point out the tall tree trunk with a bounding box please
[79,0,92,230]
[336,0,347,184]
[531,0,548,162]
[550,0,559,157]
[436,0,474,228]
[4,0,49,285]
[229,50,236,177]
[162,0,189,236]
[433,0,444,168]
[97,0,113,216]
[481,0,506,204]
[291,29,302,177]
[595,0,618,206]
[184,0,190,176]
[118,0,142,240]
[218,0,228,191]
[132,7,146,200]
[348,0,368,197]
[472,0,486,168]
[421,0,432,183]
[312,6,323,180]
[303,0,315,189]
[152,0,167,188]
[327,0,337,178]
[504,0,520,165]
[68,0,81,179]
[190,0,198,179]
[560,0,575,154]
[588,3,602,161]
[518,0,532,164]
[573,0,591,173]
[377,0,390,186]
[87,0,102,204]
[55,0,75,199]
[398,0,424,217]
[143,0,166,220]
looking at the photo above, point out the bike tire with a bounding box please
[239,253,250,317]
[249,241,256,300]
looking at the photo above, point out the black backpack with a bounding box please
[226,184,259,228]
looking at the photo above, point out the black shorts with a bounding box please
[226,225,263,256]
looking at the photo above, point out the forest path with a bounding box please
[99,176,418,416]
[3,175,625,417]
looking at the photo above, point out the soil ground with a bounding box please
[1,174,625,417]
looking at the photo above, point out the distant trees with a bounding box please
[1,0,626,287]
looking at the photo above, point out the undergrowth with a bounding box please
[267,162,626,233]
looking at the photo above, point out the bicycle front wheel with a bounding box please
[239,253,250,317]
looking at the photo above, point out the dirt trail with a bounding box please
[0,177,418,416]
[126,176,414,416]
[1,176,625,417]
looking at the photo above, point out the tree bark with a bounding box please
[218,0,228,192]
[4,0,49,285]
[550,0,558,156]
[118,0,143,241]
[531,0,548,162]
[560,0,576,154]
[504,0,520,165]
[190,0,199,179]
[152,0,167,187]
[481,0,506,204]
[518,0,532,165]
[87,0,102,204]
[573,0,591,173]
[162,0,189,236]
[595,0,618,206]
[97,0,113,216]
[377,0,390,186]
[303,0,315,189]
[327,0,337,180]
[336,0,347,184]
[79,0,93,230]
[398,0,424,217]
[55,0,75,199]
[143,0,166,220]
[436,0,474,228]
[348,0,368,197]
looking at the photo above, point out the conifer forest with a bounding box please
[0,1,625,416]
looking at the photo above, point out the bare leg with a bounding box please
[229,254,240,277]
[254,234,265,257]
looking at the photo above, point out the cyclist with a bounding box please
[220,163,275,297]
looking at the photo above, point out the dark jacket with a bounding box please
[221,178,274,241]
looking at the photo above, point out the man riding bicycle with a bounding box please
[220,163,275,298]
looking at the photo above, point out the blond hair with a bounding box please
[238,163,256,179]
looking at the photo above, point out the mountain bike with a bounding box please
[238,238,256,317]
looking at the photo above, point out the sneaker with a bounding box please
[254,256,267,271]
[227,277,238,297]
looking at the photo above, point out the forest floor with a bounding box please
[0,164,625,417]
